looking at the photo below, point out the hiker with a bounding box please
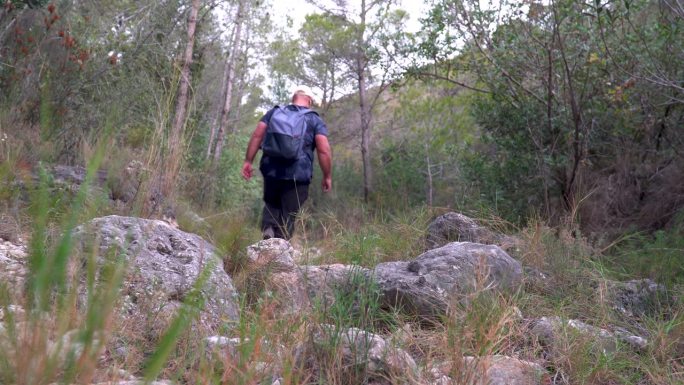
[242,85,332,240]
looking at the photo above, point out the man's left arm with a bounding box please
[315,134,332,192]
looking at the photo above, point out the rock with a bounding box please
[374,242,523,320]
[49,329,104,367]
[244,239,310,314]
[205,335,242,355]
[73,215,239,333]
[52,165,107,186]
[300,264,372,309]
[50,165,108,193]
[0,305,25,322]
[204,335,283,384]
[308,325,418,384]
[0,214,21,243]
[603,278,674,319]
[90,381,173,385]
[425,212,518,251]
[109,160,143,203]
[0,239,28,298]
[530,316,648,354]
[246,238,298,272]
[464,355,547,385]
[426,361,459,385]
[429,356,547,385]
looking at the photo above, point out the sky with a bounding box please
[214,0,431,104]
[270,0,430,34]
[263,0,430,101]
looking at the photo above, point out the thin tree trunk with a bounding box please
[230,16,252,134]
[213,0,245,165]
[206,41,233,159]
[426,142,433,207]
[359,73,373,202]
[358,0,373,202]
[552,2,584,211]
[164,0,200,196]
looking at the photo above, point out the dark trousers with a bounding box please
[261,177,309,239]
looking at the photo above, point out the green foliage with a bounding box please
[309,205,430,267]
[413,0,684,230]
[459,96,543,222]
[607,212,684,286]
[182,111,262,213]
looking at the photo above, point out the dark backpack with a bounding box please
[262,105,318,160]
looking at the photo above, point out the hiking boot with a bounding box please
[262,227,275,240]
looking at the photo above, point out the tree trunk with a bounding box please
[212,0,245,166]
[359,73,373,202]
[426,142,433,207]
[206,42,233,159]
[164,0,200,196]
[358,0,373,202]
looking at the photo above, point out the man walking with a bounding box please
[242,86,332,240]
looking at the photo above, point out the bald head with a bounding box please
[292,91,313,108]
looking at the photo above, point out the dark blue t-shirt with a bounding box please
[259,104,329,183]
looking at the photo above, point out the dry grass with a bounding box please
[1,155,683,384]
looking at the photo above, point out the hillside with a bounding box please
[1,0,683,383]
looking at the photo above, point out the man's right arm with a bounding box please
[242,121,267,180]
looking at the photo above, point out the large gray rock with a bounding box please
[465,355,548,385]
[91,381,173,385]
[74,215,239,332]
[244,239,310,314]
[374,242,523,320]
[603,279,674,319]
[305,325,418,384]
[109,160,143,203]
[530,316,648,354]
[429,356,548,385]
[204,336,283,384]
[425,212,518,250]
[300,264,372,309]
[246,240,380,317]
[51,164,108,190]
[0,240,28,298]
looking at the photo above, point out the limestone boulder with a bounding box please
[0,239,28,298]
[204,336,283,384]
[374,242,523,320]
[429,356,548,385]
[50,164,108,191]
[425,212,519,251]
[464,356,547,385]
[603,278,674,319]
[244,239,310,314]
[304,325,418,384]
[109,160,143,203]
[73,215,239,332]
[530,316,648,354]
[300,264,372,309]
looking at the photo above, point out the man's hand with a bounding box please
[322,176,332,192]
[242,121,267,181]
[315,134,332,193]
[242,161,253,180]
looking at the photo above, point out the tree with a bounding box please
[162,0,201,197]
[297,0,407,201]
[414,0,684,230]
[208,0,246,165]
[0,0,202,163]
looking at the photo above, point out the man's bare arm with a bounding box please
[242,121,267,180]
[315,134,332,192]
